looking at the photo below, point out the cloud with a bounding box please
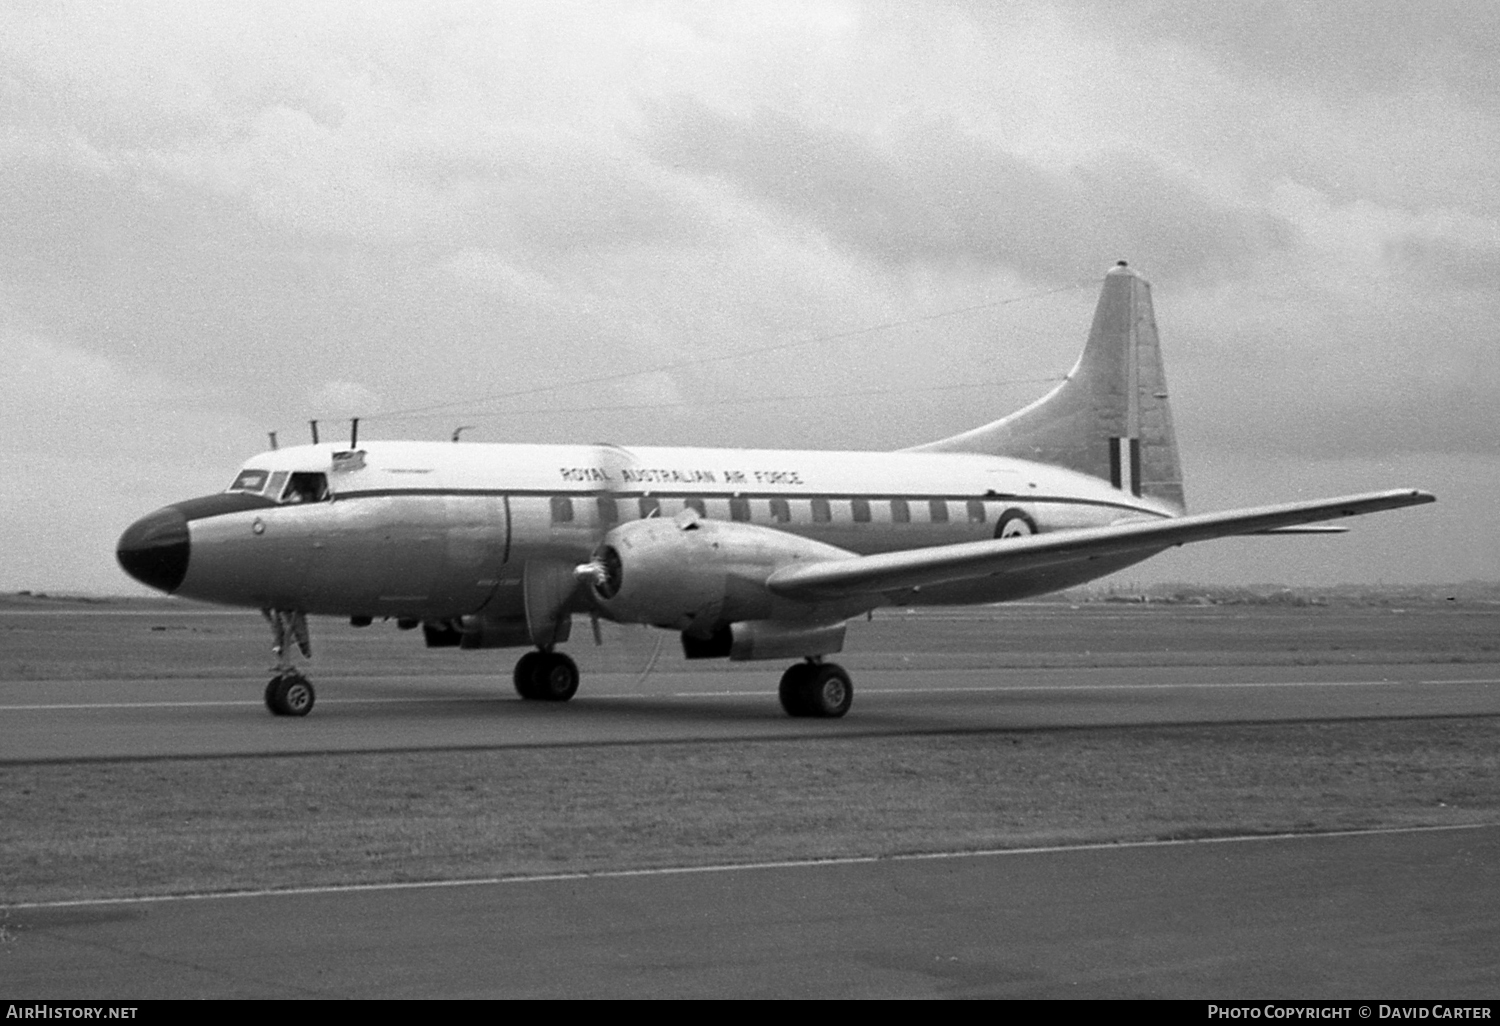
[0,319,263,592]
[0,319,258,463]
[643,99,1290,282]
[1062,0,1500,105]
[309,379,382,417]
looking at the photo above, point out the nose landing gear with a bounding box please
[263,608,315,717]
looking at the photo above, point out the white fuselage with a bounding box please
[175,440,1175,620]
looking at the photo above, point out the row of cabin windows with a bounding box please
[549,495,993,526]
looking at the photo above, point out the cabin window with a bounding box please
[729,497,751,522]
[550,496,574,523]
[685,497,707,516]
[967,499,987,524]
[639,496,660,519]
[851,498,871,523]
[597,496,619,526]
[890,498,910,524]
[770,498,791,523]
[228,469,269,495]
[929,499,949,524]
[281,472,329,504]
[811,498,832,523]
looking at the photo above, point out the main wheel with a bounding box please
[535,652,579,701]
[779,662,852,718]
[804,663,852,718]
[514,651,579,702]
[778,662,816,716]
[265,672,315,717]
[513,651,545,699]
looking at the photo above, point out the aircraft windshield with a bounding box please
[228,469,269,495]
[280,472,330,504]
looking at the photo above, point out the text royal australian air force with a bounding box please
[544,446,1137,502]
[558,466,805,487]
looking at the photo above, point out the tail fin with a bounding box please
[910,262,1186,512]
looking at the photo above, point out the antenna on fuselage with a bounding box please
[268,431,279,451]
[350,418,359,448]
[309,420,320,445]
[452,425,473,442]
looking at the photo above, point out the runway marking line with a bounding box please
[3,677,1498,712]
[3,822,1491,912]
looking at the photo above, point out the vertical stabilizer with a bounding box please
[910,262,1186,512]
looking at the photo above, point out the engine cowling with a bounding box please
[582,511,855,632]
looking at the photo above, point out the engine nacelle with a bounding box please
[456,614,535,650]
[583,511,855,632]
[682,619,847,661]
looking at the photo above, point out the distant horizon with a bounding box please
[10,579,1499,606]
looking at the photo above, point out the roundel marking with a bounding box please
[995,507,1037,540]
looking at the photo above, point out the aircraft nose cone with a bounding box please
[117,506,190,593]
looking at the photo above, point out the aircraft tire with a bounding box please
[264,672,315,717]
[778,663,815,716]
[536,652,580,702]
[780,662,851,718]
[804,663,853,718]
[514,651,579,702]
[513,651,545,699]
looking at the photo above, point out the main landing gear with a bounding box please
[513,649,580,702]
[263,608,315,717]
[778,660,853,718]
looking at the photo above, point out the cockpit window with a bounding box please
[228,469,270,495]
[280,472,330,504]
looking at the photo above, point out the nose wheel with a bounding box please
[779,661,853,718]
[265,670,315,716]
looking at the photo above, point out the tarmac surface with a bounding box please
[4,604,1499,997]
[5,663,1500,762]
[5,825,1498,998]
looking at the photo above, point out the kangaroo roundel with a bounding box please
[996,508,1037,540]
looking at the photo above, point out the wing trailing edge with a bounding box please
[765,489,1435,601]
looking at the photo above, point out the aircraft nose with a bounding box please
[116,506,190,594]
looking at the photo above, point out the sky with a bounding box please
[2,0,1496,594]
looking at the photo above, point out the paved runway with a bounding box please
[4,662,1499,762]
[5,825,1497,998]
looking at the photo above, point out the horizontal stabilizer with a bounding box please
[766,490,1434,601]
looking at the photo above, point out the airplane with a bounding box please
[116,262,1434,719]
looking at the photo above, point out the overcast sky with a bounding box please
[3,1,1496,594]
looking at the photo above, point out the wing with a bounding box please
[766,489,1435,601]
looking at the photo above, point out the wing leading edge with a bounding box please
[765,489,1435,601]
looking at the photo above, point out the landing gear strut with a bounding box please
[263,608,315,717]
[779,660,853,718]
[513,650,580,702]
